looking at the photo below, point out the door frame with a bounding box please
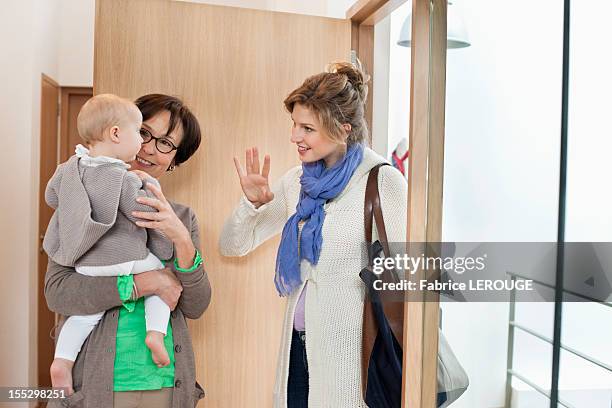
[348,1,448,407]
[37,82,93,395]
[38,73,60,393]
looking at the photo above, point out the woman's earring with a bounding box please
[167,164,176,172]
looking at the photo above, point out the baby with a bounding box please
[43,94,174,393]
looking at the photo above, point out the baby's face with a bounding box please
[116,118,144,162]
[124,120,142,162]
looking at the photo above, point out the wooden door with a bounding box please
[38,74,60,390]
[38,82,92,394]
[60,87,93,162]
[95,1,351,406]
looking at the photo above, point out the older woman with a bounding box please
[219,62,407,407]
[45,94,211,408]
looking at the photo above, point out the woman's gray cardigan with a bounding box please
[44,202,211,408]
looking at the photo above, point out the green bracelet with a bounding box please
[174,249,202,273]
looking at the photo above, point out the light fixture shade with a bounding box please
[397,1,470,49]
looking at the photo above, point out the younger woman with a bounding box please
[219,62,407,407]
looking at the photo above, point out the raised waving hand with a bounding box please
[233,147,274,209]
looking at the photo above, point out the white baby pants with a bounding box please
[54,252,169,361]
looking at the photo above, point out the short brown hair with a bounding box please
[283,61,370,145]
[134,94,202,167]
[77,94,142,144]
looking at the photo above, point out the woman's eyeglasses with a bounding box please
[140,128,178,154]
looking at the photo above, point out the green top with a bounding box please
[113,250,202,391]
[114,275,175,391]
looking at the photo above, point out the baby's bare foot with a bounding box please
[145,331,170,367]
[50,358,75,395]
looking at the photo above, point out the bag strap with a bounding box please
[363,161,404,344]
[361,162,404,396]
[364,163,391,266]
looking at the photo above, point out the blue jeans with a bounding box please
[287,329,308,407]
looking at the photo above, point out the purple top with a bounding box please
[293,283,307,331]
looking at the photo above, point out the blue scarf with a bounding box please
[274,143,364,296]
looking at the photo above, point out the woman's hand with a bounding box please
[132,181,197,270]
[132,182,191,245]
[130,169,151,182]
[233,147,274,209]
[134,268,183,310]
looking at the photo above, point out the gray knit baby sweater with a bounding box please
[43,155,173,267]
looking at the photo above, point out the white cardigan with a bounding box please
[219,148,407,407]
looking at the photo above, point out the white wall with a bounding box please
[58,0,95,87]
[386,1,411,159]
[566,0,612,240]
[371,15,391,156]
[0,0,94,396]
[0,0,61,397]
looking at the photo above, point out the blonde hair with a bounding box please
[283,60,370,145]
[77,94,142,144]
